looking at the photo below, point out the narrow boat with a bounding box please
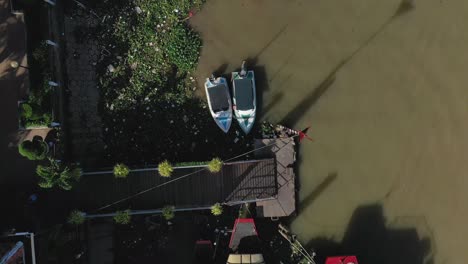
[232,61,256,134]
[205,75,232,133]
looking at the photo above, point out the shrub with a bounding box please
[113,163,130,178]
[164,25,201,72]
[162,205,175,220]
[208,158,223,173]
[68,210,85,225]
[36,159,82,190]
[158,160,173,177]
[21,103,33,119]
[18,138,48,160]
[114,210,131,224]
[239,203,250,219]
[211,203,223,216]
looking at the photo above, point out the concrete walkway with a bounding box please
[0,0,36,185]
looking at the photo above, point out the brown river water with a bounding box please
[191,0,468,263]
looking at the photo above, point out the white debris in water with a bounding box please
[174,9,179,13]
[107,64,115,73]
[234,138,239,143]
[135,6,142,14]
[183,115,188,123]
[170,120,174,124]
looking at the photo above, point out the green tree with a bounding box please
[211,203,223,216]
[113,163,130,178]
[68,210,85,225]
[162,205,175,220]
[208,158,223,173]
[158,160,173,177]
[18,138,48,160]
[36,159,82,190]
[114,210,131,224]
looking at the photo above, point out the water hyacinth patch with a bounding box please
[74,0,253,165]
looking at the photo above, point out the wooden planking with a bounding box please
[72,159,277,212]
[255,138,297,217]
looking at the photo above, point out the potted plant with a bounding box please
[208,158,223,173]
[18,136,48,160]
[158,160,173,177]
[36,158,82,190]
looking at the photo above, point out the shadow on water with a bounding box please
[261,91,284,120]
[277,0,415,128]
[213,63,229,78]
[278,61,339,128]
[305,204,433,264]
[299,172,337,211]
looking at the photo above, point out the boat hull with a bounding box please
[205,77,232,133]
[232,70,256,134]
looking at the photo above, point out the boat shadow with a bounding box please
[305,204,434,264]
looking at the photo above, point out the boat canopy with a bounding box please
[234,79,254,111]
[227,254,265,264]
[208,84,230,112]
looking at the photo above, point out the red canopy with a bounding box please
[325,256,358,264]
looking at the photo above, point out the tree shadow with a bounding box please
[299,172,337,211]
[212,63,229,78]
[305,204,433,264]
[276,0,415,128]
[278,60,339,127]
[260,91,284,120]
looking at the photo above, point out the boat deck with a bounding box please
[254,137,296,217]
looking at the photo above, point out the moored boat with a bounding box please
[205,75,232,133]
[232,61,256,134]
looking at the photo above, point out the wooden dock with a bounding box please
[70,159,277,213]
[254,137,297,217]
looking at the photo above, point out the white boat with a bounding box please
[232,61,256,134]
[205,75,232,133]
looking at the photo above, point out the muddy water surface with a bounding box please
[191,1,468,263]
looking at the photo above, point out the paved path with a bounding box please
[64,7,104,167]
[0,0,36,185]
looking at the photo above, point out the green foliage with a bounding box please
[164,25,201,72]
[23,43,53,128]
[175,161,209,167]
[158,160,173,177]
[238,203,250,219]
[162,205,175,220]
[114,210,131,224]
[260,121,275,136]
[36,159,82,190]
[208,158,223,173]
[113,163,130,178]
[68,210,85,225]
[21,103,33,119]
[18,138,48,160]
[211,203,223,216]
